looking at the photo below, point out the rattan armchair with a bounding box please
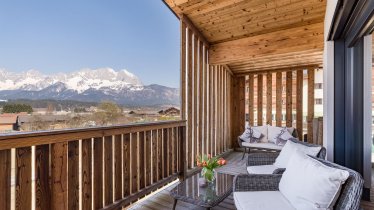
[235,157,364,210]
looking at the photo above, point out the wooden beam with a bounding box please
[307,68,315,143]
[234,65,320,77]
[223,64,234,76]
[266,72,272,125]
[276,72,282,126]
[286,71,293,127]
[296,70,303,139]
[209,22,324,64]
[181,14,210,47]
[187,28,193,169]
[257,74,263,126]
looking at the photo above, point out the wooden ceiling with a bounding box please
[164,0,327,74]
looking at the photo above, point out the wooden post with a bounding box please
[232,76,246,147]
[286,71,293,127]
[266,73,273,125]
[257,74,263,126]
[296,70,303,139]
[307,68,315,143]
[248,74,254,125]
[276,72,282,126]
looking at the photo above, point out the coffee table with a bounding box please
[170,172,234,210]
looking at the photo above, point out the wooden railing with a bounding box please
[0,120,186,210]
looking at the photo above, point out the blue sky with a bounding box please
[0,0,180,87]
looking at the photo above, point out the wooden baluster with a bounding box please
[163,128,168,178]
[15,147,32,210]
[81,139,92,210]
[157,129,163,181]
[152,130,158,184]
[51,142,68,210]
[179,126,187,181]
[35,145,50,210]
[114,134,122,201]
[0,149,11,210]
[131,133,138,194]
[68,141,79,210]
[145,131,152,186]
[123,133,130,197]
[138,132,145,190]
[104,136,113,205]
[93,137,103,209]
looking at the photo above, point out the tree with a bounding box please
[93,101,123,125]
[2,103,33,114]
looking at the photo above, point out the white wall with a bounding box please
[323,0,338,161]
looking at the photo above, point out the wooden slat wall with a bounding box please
[0,120,186,210]
[242,68,317,142]
[180,18,234,170]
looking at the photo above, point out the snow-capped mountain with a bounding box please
[0,68,179,106]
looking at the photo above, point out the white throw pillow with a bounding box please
[274,140,321,168]
[279,151,349,210]
[268,125,294,144]
[254,125,268,143]
[275,129,294,146]
[239,125,264,143]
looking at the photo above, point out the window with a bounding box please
[315,98,323,105]
[315,83,323,89]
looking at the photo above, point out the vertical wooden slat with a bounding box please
[266,72,273,125]
[114,134,122,200]
[93,138,103,209]
[208,66,213,155]
[15,147,32,210]
[237,77,246,140]
[216,66,220,154]
[152,130,158,183]
[104,136,113,205]
[163,129,168,177]
[130,133,138,194]
[296,70,304,139]
[168,128,173,176]
[193,34,198,166]
[157,129,163,180]
[0,150,11,210]
[286,71,293,127]
[173,127,178,174]
[308,68,315,143]
[248,74,254,125]
[123,133,130,197]
[138,132,145,190]
[178,126,187,180]
[51,142,68,210]
[203,47,209,155]
[68,141,79,210]
[187,29,193,169]
[145,131,152,186]
[276,72,282,126]
[180,20,186,120]
[212,66,217,156]
[35,145,50,210]
[81,139,92,210]
[199,41,204,157]
[257,74,263,126]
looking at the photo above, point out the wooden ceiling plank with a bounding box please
[209,22,324,64]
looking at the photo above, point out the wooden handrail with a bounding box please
[0,120,186,150]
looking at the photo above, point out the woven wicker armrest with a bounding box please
[272,168,286,174]
[247,152,279,166]
[233,174,282,192]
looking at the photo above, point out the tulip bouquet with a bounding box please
[196,154,227,183]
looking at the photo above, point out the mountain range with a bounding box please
[0,68,179,106]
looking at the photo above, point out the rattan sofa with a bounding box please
[234,156,364,210]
